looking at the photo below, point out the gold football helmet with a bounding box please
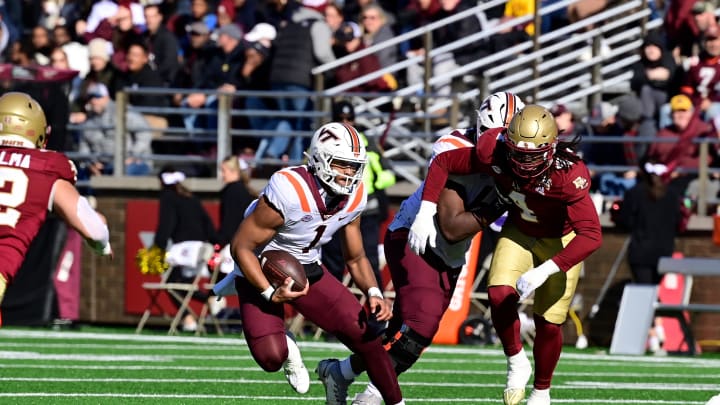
[0,92,49,149]
[504,104,559,178]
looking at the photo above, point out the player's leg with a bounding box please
[235,276,310,394]
[528,233,581,405]
[487,225,535,405]
[297,270,403,405]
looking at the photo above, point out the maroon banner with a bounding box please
[53,229,83,320]
[124,200,219,315]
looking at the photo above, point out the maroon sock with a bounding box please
[532,313,563,389]
[488,285,522,356]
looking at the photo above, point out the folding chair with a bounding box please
[135,242,213,335]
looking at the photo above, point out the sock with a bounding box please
[364,382,381,397]
[508,348,528,367]
[340,358,359,380]
[489,285,523,355]
[532,314,562,390]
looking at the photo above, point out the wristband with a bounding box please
[368,287,383,299]
[260,286,276,301]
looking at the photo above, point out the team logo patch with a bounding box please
[573,176,589,189]
[301,215,313,222]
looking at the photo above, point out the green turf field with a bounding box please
[0,327,718,404]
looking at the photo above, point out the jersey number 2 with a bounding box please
[0,167,29,228]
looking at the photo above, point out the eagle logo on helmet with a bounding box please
[504,104,559,179]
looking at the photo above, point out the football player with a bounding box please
[0,92,112,325]
[226,122,404,404]
[409,104,602,405]
[317,92,524,405]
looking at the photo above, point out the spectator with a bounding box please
[49,47,82,103]
[30,25,54,66]
[113,41,169,108]
[152,166,219,332]
[70,38,116,116]
[217,155,255,247]
[333,21,397,92]
[142,3,180,87]
[52,24,89,78]
[71,82,153,176]
[169,0,218,52]
[181,23,245,133]
[672,24,720,127]
[0,13,20,61]
[266,1,335,161]
[322,100,396,286]
[664,0,702,60]
[550,103,582,139]
[630,31,679,138]
[171,21,215,107]
[647,94,717,196]
[324,2,345,35]
[84,4,144,74]
[241,23,280,159]
[224,0,263,34]
[359,3,397,69]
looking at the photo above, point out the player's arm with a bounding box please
[51,179,111,256]
[436,187,483,243]
[339,217,392,321]
[230,196,308,303]
[552,192,603,271]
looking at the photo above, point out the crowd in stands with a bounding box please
[0,0,718,208]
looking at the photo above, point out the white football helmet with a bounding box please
[476,92,525,132]
[305,122,367,195]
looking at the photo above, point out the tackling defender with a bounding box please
[0,92,112,325]
[317,92,524,405]
[409,104,602,405]
[222,122,405,404]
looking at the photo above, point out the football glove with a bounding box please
[517,259,560,301]
[408,201,437,255]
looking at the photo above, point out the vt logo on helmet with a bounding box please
[504,104,559,179]
[305,122,367,195]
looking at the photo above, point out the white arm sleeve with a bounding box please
[77,196,109,244]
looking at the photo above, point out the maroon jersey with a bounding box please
[0,147,76,282]
[680,55,720,104]
[421,127,602,272]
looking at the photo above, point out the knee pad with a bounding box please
[383,324,432,374]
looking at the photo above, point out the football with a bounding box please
[259,250,307,292]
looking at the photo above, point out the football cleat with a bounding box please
[526,388,551,405]
[316,358,353,405]
[351,391,382,405]
[283,334,310,394]
[503,351,532,405]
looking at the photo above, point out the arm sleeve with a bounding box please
[420,147,484,203]
[551,174,603,271]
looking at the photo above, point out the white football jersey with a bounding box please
[389,129,494,268]
[248,166,367,265]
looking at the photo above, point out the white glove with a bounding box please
[516,259,560,301]
[408,201,437,255]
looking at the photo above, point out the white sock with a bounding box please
[364,382,381,397]
[508,348,529,367]
[530,388,550,398]
[339,357,359,380]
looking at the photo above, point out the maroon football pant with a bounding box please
[385,228,460,343]
[236,268,402,404]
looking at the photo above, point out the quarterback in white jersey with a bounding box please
[319,92,525,405]
[228,122,405,405]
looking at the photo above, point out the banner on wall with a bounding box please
[124,200,219,315]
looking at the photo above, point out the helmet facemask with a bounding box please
[504,104,559,179]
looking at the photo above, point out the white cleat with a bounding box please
[503,351,532,405]
[283,335,310,394]
[316,358,353,405]
[527,388,551,405]
[351,391,382,405]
